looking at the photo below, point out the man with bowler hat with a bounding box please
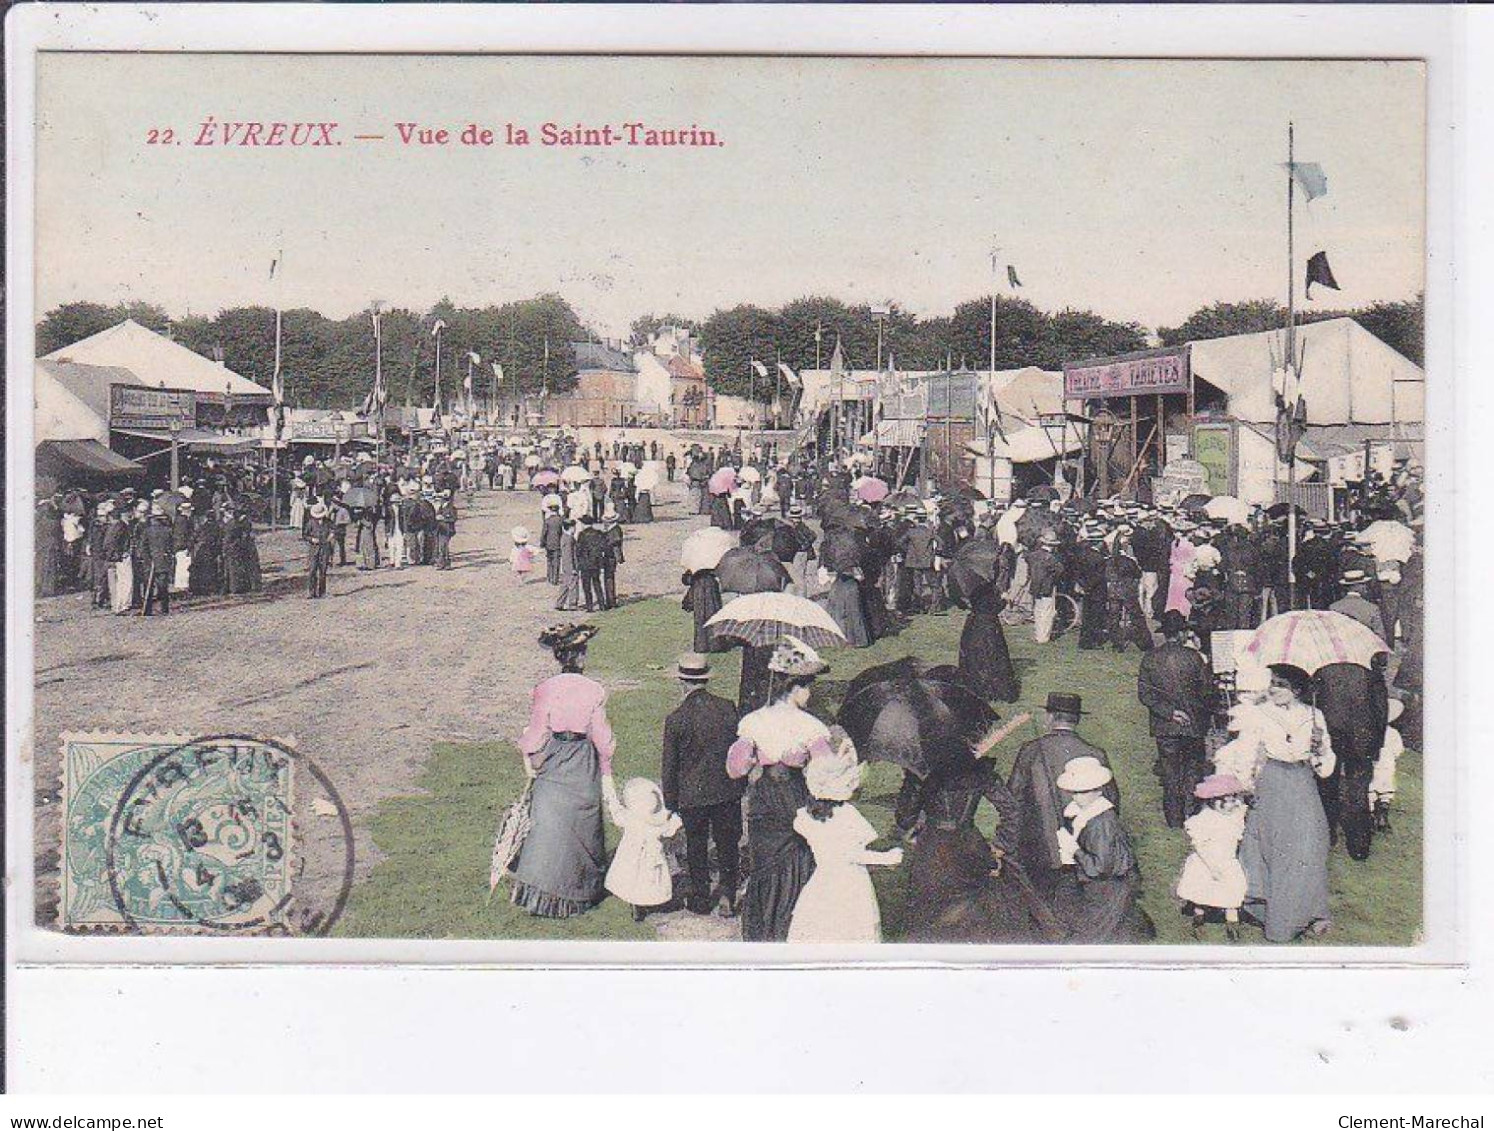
[660,653,746,915]
[1007,692,1119,895]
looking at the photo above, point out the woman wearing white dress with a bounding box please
[788,733,902,943]
[1238,664,1337,942]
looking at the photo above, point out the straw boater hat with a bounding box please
[541,494,563,511]
[1038,528,1061,546]
[1055,756,1113,793]
[511,525,531,544]
[676,653,712,682]
[1341,569,1369,585]
[309,501,330,519]
[769,634,829,677]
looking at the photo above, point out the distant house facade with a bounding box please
[544,341,639,428]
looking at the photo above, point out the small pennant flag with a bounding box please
[1305,251,1340,299]
[370,311,382,342]
[1287,161,1329,202]
[778,362,800,388]
[751,359,769,378]
[467,351,481,364]
[431,319,447,336]
[1007,265,1023,289]
[492,361,503,379]
[269,251,282,280]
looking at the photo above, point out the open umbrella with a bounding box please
[1241,610,1390,675]
[1360,519,1415,563]
[837,670,997,780]
[531,469,560,488]
[680,527,735,572]
[737,465,762,484]
[947,535,1002,603]
[706,591,847,650]
[853,476,890,504]
[715,546,791,595]
[707,466,738,495]
[561,465,591,484]
[820,527,865,574]
[635,466,660,491]
[686,460,711,484]
[1204,495,1251,526]
[340,486,378,509]
[1265,502,1308,520]
[524,455,541,469]
[1180,492,1213,514]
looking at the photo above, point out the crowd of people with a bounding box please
[498,443,1424,946]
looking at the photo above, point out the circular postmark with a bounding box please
[104,734,354,936]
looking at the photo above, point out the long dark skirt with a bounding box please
[1240,758,1331,942]
[189,544,222,595]
[742,765,816,941]
[904,825,1055,943]
[633,491,655,523]
[510,735,607,918]
[1052,872,1154,943]
[818,575,871,647]
[226,536,262,593]
[958,611,1021,702]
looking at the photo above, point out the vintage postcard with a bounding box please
[13,45,1439,962]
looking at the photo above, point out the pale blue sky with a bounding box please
[36,54,1424,338]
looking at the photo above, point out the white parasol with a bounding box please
[635,467,660,491]
[737,466,762,484]
[1203,495,1251,526]
[680,527,736,572]
[1241,610,1390,675]
[1359,519,1415,564]
[561,465,591,484]
[706,591,848,650]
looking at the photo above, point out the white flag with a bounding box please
[492,361,504,379]
[751,359,769,378]
[431,319,447,336]
[468,351,481,364]
[777,362,800,388]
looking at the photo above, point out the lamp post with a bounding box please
[1092,411,1116,499]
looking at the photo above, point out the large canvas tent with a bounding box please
[42,319,274,403]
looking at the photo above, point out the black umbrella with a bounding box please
[820,527,865,574]
[947,535,1002,604]
[1181,492,1213,515]
[1266,502,1308,519]
[714,547,791,595]
[837,671,997,780]
[340,486,379,509]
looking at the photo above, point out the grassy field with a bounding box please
[336,596,1423,945]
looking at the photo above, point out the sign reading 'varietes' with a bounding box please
[1064,346,1190,400]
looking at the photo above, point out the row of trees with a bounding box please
[37,291,1424,408]
[37,296,588,409]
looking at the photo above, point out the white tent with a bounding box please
[985,366,1066,425]
[1189,317,1423,427]
[35,360,114,443]
[43,319,273,401]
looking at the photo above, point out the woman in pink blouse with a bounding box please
[508,623,616,918]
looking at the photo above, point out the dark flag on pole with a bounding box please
[1006,265,1023,289]
[1305,251,1340,299]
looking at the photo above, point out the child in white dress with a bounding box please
[1370,699,1406,832]
[1176,773,1249,940]
[509,526,536,583]
[602,776,682,921]
[787,733,902,943]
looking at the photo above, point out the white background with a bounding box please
[6,3,1489,1093]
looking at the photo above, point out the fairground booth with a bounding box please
[1062,317,1423,517]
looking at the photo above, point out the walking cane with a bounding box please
[138,562,156,617]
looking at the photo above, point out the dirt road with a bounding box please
[31,477,712,928]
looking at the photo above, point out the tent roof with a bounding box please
[987,366,1066,424]
[1188,317,1423,427]
[967,423,1084,464]
[43,320,273,400]
[35,361,116,444]
[36,439,144,478]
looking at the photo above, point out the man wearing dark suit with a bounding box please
[574,516,608,612]
[1137,611,1216,828]
[1315,659,1390,862]
[661,654,746,914]
[1007,693,1119,895]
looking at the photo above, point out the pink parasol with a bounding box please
[708,466,738,495]
[853,476,890,504]
[531,469,561,488]
[1241,610,1389,675]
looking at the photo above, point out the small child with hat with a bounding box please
[601,775,683,922]
[509,525,535,582]
[1053,755,1153,942]
[1176,773,1250,941]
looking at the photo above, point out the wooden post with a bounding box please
[1129,396,1138,499]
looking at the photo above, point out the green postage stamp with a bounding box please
[60,732,297,932]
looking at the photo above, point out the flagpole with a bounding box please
[272,306,282,526]
[1287,120,1298,610]
[990,251,998,501]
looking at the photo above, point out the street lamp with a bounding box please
[1091,411,1117,498]
[169,415,182,492]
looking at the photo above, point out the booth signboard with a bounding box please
[109,385,196,430]
[1192,422,1235,496]
[1063,345,1189,400]
[925,372,979,420]
[291,418,362,442]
